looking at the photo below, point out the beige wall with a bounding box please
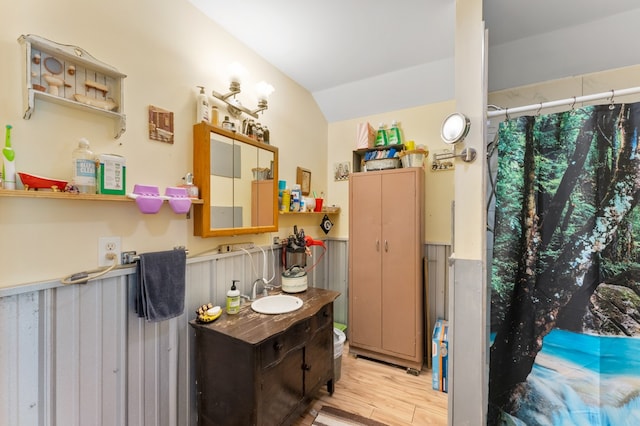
[4,0,640,290]
[327,101,456,244]
[0,0,327,288]
[489,64,640,117]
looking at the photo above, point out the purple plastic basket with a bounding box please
[165,187,192,214]
[133,184,163,214]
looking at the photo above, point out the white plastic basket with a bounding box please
[399,149,428,168]
[365,157,400,171]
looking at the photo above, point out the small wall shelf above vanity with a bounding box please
[279,208,340,216]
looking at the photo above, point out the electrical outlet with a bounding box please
[98,237,121,266]
[217,242,255,253]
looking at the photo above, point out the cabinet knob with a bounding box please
[302,363,312,371]
[274,342,283,351]
[376,240,380,251]
[385,240,389,252]
[323,310,330,317]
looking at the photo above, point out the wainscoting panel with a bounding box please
[51,276,127,426]
[0,292,40,426]
[323,239,348,326]
[0,241,447,425]
[426,243,451,328]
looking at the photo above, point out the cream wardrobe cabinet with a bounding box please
[348,167,424,373]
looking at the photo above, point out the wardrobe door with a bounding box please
[349,173,383,349]
[381,169,420,358]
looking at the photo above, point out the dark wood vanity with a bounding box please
[190,287,339,426]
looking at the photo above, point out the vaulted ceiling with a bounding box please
[190,0,640,122]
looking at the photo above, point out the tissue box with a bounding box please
[97,154,126,195]
[356,122,376,149]
[432,319,449,393]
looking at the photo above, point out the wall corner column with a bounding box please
[450,0,489,424]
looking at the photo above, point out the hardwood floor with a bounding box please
[294,342,448,425]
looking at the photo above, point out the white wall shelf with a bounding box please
[18,34,127,139]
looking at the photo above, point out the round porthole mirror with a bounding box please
[441,112,470,145]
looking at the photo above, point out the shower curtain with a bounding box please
[488,102,640,425]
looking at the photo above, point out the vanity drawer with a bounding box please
[309,303,333,332]
[260,319,309,368]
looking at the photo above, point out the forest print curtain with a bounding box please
[489,102,640,425]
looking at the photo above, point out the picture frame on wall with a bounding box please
[148,105,174,144]
[296,167,311,195]
[334,161,350,181]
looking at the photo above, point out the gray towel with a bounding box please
[136,249,186,322]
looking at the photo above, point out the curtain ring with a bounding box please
[570,96,576,115]
[505,108,510,121]
[609,89,615,110]
[535,102,542,116]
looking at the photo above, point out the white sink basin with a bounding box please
[251,295,303,315]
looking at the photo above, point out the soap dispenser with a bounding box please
[226,280,241,314]
[196,86,210,123]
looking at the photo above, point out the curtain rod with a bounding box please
[487,86,640,118]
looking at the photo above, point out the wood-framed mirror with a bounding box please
[193,122,279,237]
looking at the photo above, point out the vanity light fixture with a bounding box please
[211,62,274,120]
[435,112,476,163]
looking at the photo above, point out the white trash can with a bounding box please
[333,328,346,382]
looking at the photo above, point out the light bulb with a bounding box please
[255,81,275,101]
[228,62,248,84]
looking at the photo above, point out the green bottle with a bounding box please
[374,123,388,147]
[388,120,402,146]
[2,125,15,190]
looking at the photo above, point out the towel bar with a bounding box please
[122,246,188,265]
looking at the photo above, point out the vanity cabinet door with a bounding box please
[304,325,333,395]
[193,330,259,426]
[260,348,304,424]
[304,303,334,394]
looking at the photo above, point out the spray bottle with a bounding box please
[2,125,15,190]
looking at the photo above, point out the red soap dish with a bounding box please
[18,172,68,191]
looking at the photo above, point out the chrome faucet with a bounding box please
[251,278,268,300]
